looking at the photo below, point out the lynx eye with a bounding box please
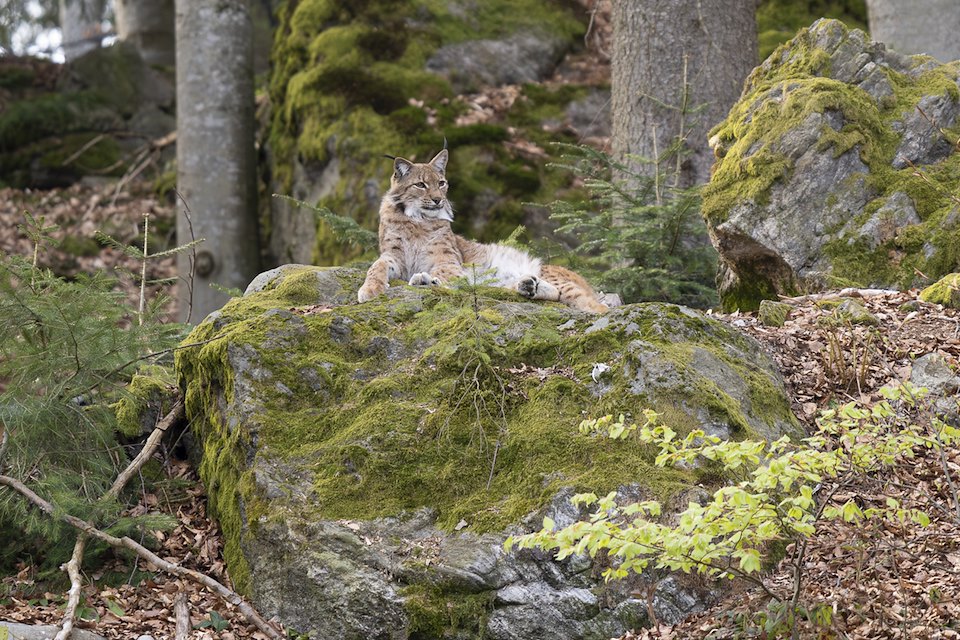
[415,181,426,188]
[438,180,446,187]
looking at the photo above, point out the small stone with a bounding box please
[898,300,920,313]
[758,300,792,327]
[919,273,960,309]
[818,298,879,326]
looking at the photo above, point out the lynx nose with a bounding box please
[432,197,442,205]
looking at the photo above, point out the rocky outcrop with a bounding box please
[266,0,601,267]
[704,19,960,311]
[176,265,799,639]
[0,44,174,189]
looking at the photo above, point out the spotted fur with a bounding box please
[357,149,608,313]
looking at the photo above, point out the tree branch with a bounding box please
[107,396,184,500]
[0,473,284,639]
[53,536,87,640]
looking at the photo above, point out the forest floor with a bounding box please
[2,174,960,639]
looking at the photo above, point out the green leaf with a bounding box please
[105,598,126,617]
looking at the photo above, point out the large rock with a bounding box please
[0,44,174,189]
[704,19,960,311]
[176,266,799,639]
[266,0,594,266]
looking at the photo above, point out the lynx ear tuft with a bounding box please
[430,148,448,174]
[393,157,413,179]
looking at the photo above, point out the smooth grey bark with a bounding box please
[58,0,105,61]
[175,0,260,322]
[611,0,759,187]
[115,0,174,66]
[866,0,960,62]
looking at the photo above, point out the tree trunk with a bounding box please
[115,0,175,66]
[175,0,260,322]
[611,0,758,188]
[58,0,105,61]
[866,0,960,62]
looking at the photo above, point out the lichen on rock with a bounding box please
[175,265,799,638]
[704,18,960,311]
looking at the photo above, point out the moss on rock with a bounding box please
[919,272,960,308]
[267,0,590,265]
[705,19,960,311]
[175,266,798,619]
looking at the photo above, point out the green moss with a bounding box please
[269,0,589,264]
[706,19,960,309]
[758,300,791,327]
[756,0,868,60]
[0,65,36,89]
[919,273,960,308]
[38,133,123,175]
[0,93,82,152]
[401,584,495,639]
[113,366,178,438]
[177,268,798,592]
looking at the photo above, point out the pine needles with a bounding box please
[0,213,189,571]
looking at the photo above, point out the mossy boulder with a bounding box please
[704,19,960,312]
[175,265,799,639]
[266,0,598,267]
[919,272,960,308]
[0,44,174,189]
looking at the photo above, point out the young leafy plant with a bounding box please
[506,384,954,624]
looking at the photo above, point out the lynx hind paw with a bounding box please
[409,272,442,287]
[517,275,540,298]
[357,284,382,303]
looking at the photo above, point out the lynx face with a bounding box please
[388,150,453,222]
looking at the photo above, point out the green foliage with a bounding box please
[0,215,188,571]
[756,0,868,60]
[507,383,951,613]
[544,144,718,308]
[196,610,230,632]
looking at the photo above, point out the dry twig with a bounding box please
[0,472,284,639]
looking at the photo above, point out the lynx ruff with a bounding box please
[357,149,608,314]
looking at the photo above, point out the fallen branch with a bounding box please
[52,396,186,640]
[108,396,184,499]
[175,591,190,640]
[778,288,902,304]
[0,473,284,639]
[53,537,86,640]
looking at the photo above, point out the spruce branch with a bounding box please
[274,194,378,249]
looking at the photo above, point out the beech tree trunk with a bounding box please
[58,0,105,61]
[611,0,758,187]
[175,0,260,322]
[115,0,174,66]
[866,0,960,62]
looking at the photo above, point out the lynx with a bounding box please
[357,149,609,314]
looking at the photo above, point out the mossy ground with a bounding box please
[705,19,960,310]
[268,0,589,264]
[175,267,797,596]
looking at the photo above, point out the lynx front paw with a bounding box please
[358,283,385,303]
[409,272,442,286]
[517,275,540,298]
